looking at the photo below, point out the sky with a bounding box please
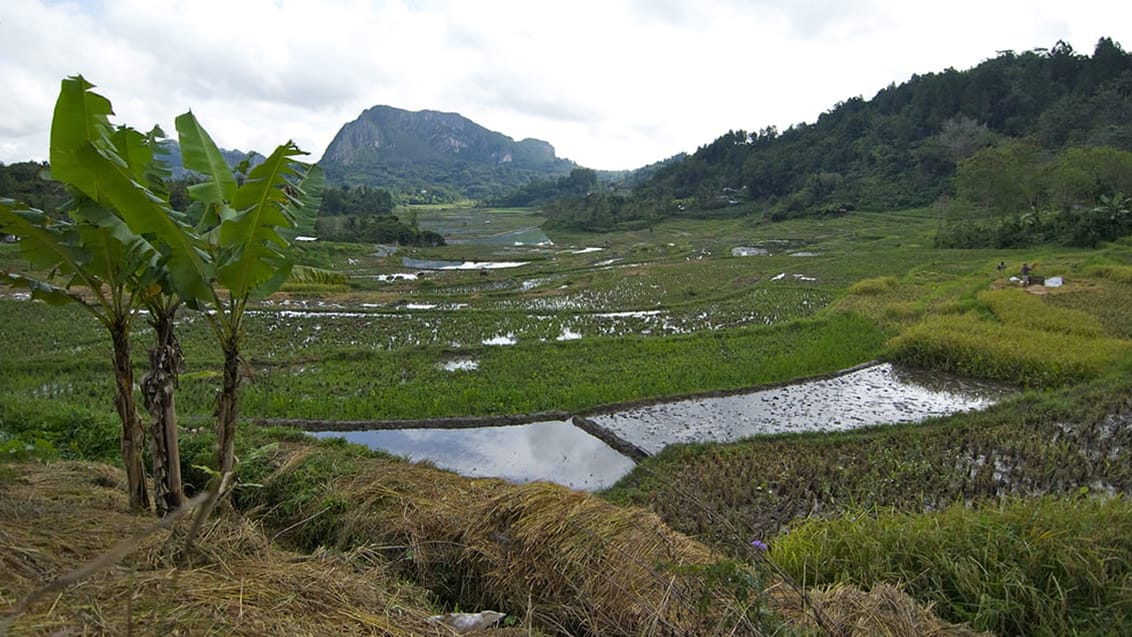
[1,0,1129,171]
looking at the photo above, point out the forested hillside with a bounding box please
[544,38,1132,236]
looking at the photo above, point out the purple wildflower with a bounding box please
[750,539,768,551]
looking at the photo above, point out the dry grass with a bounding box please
[1,453,981,636]
[0,461,517,636]
[252,444,754,634]
[247,443,984,636]
[771,582,990,637]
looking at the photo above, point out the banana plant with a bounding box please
[0,196,160,511]
[112,124,189,516]
[46,76,221,513]
[5,76,323,511]
[175,111,324,478]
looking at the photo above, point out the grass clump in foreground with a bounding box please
[770,496,1132,636]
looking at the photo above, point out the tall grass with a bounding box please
[0,396,120,462]
[887,283,1132,387]
[770,496,1132,635]
[978,288,1104,337]
[1085,263,1132,285]
[888,313,1131,387]
[847,276,900,295]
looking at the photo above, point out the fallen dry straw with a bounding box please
[253,444,765,634]
[770,582,990,636]
[2,452,985,636]
[0,461,474,635]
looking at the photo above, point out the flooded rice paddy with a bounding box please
[317,363,1010,490]
[312,420,635,491]
[590,363,1007,454]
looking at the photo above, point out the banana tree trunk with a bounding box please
[142,306,185,516]
[216,332,240,478]
[111,322,150,511]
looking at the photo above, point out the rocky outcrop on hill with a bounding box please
[318,105,575,200]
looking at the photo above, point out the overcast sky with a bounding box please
[1,0,1129,171]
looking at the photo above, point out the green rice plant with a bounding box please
[848,276,899,295]
[769,496,1132,635]
[236,312,887,419]
[606,373,1132,596]
[888,313,1131,386]
[977,288,1104,337]
[1044,281,1132,339]
[1085,263,1132,285]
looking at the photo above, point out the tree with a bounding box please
[174,111,323,481]
[953,138,1045,215]
[0,199,161,511]
[1,76,217,511]
[936,115,993,164]
[2,76,322,515]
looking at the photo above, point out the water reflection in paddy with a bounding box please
[316,364,1011,490]
[311,420,636,491]
[591,363,1008,454]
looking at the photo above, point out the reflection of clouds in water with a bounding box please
[314,364,1012,488]
[312,420,634,491]
[595,363,1012,454]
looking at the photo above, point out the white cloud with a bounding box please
[0,0,1129,171]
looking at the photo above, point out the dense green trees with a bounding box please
[556,38,1132,234]
[319,184,395,217]
[313,182,445,245]
[317,213,444,245]
[500,167,599,206]
[936,143,1132,248]
[0,162,67,217]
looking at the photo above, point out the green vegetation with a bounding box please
[498,167,599,206]
[540,38,1132,231]
[4,40,1132,636]
[937,144,1132,248]
[771,496,1132,635]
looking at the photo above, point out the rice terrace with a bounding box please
[5,38,1132,637]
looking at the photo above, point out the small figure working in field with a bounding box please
[1021,262,1032,286]
[997,261,1006,274]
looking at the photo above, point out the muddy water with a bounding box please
[315,363,1010,490]
[311,419,635,490]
